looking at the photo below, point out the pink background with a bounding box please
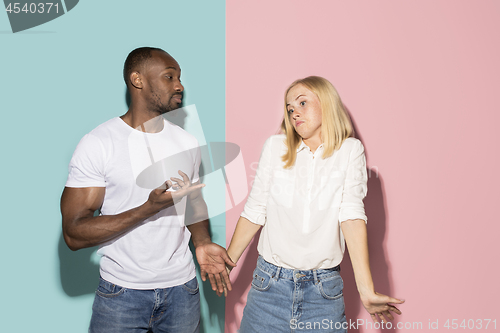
[226,1,500,332]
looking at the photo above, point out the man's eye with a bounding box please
[165,76,173,79]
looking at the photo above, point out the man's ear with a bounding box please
[130,72,143,89]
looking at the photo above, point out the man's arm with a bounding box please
[61,172,204,251]
[341,219,405,322]
[187,219,235,296]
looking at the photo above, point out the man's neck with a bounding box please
[121,105,164,133]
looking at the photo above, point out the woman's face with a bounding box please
[286,84,322,142]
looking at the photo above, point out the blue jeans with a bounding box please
[239,256,346,333]
[89,276,200,333]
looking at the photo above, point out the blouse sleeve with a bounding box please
[240,136,274,226]
[339,139,368,224]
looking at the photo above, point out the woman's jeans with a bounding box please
[89,276,200,333]
[239,256,346,333]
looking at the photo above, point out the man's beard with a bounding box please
[151,91,181,114]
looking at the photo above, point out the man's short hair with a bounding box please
[123,47,168,86]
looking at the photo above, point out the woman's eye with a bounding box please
[288,109,294,114]
[300,101,306,106]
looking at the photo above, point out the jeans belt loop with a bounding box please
[313,269,319,284]
[275,266,281,281]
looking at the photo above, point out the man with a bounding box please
[61,47,234,333]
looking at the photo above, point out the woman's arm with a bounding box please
[215,216,261,297]
[227,216,262,264]
[341,219,405,322]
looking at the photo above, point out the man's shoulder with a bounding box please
[87,117,124,137]
[72,117,128,153]
[78,117,133,147]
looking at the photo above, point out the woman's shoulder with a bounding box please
[341,137,364,149]
[266,134,286,143]
[263,134,287,150]
[336,137,365,157]
[256,134,287,157]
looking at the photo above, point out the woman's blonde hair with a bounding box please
[281,76,353,168]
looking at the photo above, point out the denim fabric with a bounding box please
[239,256,346,333]
[89,276,200,333]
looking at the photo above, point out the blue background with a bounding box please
[0,1,226,332]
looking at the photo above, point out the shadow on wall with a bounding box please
[58,233,100,296]
[341,109,397,333]
[58,89,222,333]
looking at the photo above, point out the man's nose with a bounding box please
[175,81,184,92]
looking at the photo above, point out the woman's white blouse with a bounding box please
[241,135,368,270]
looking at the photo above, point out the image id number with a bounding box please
[444,319,496,330]
[5,3,59,14]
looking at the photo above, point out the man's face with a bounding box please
[144,51,184,114]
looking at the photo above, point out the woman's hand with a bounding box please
[360,291,404,322]
[219,265,233,297]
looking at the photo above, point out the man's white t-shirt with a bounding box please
[66,117,201,289]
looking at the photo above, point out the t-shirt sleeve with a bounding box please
[65,133,106,188]
[339,139,368,224]
[240,137,274,226]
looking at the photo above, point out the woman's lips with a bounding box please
[295,120,304,127]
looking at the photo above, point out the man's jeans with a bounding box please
[89,276,200,333]
[239,256,346,333]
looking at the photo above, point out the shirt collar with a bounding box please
[296,140,308,152]
[296,140,324,153]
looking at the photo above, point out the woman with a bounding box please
[226,76,404,332]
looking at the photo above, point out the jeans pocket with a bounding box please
[181,277,199,295]
[251,267,273,292]
[318,274,343,300]
[95,279,125,298]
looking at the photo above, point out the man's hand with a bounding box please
[146,170,205,215]
[195,242,236,296]
[169,170,206,201]
[361,292,404,323]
